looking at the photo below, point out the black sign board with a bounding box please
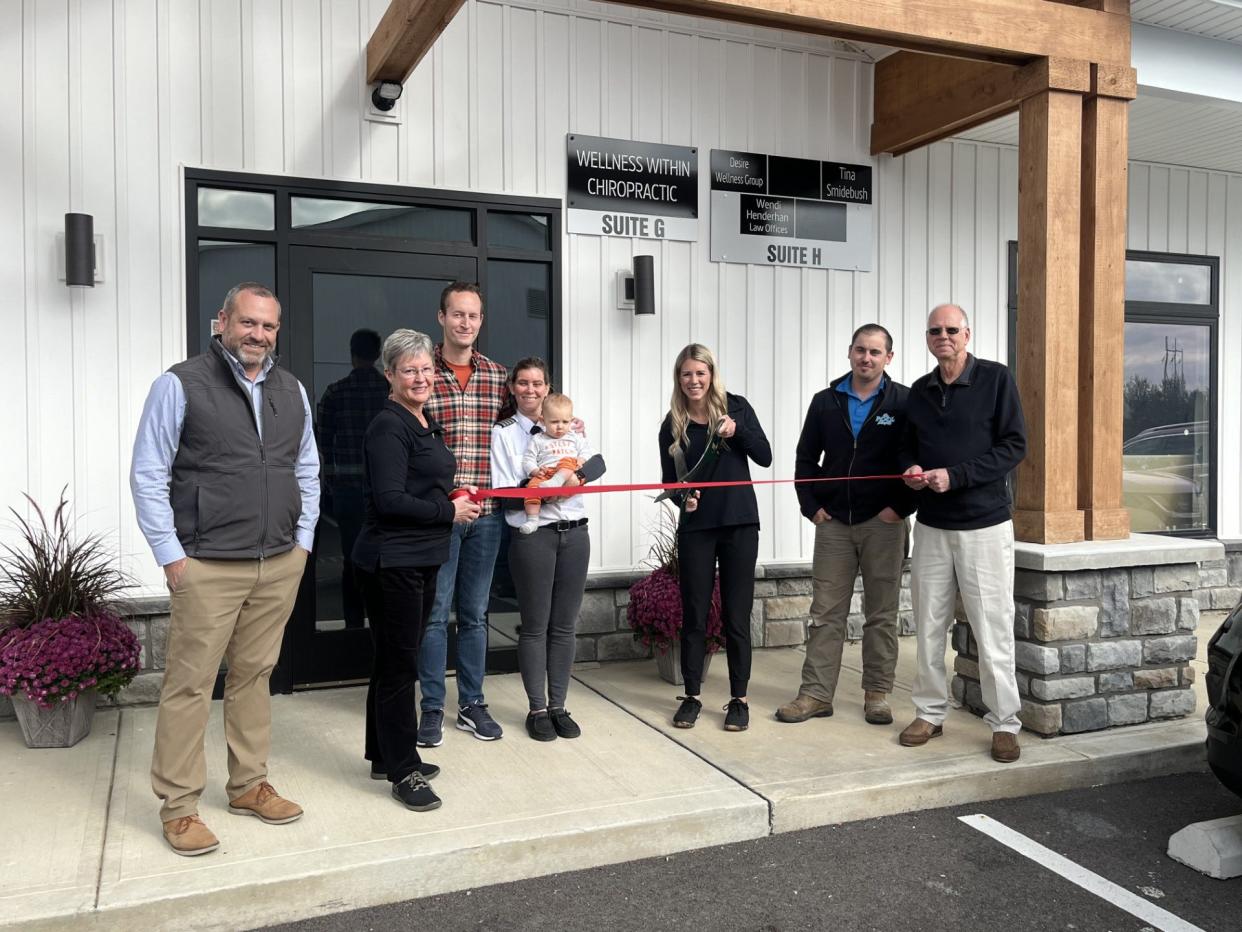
[566,134,698,218]
[710,147,872,270]
[711,149,872,205]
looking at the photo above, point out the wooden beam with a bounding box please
[1078,63,1136,540]
[871,51,1088,157]
[871,53,1019,156]
[606,0,1130,65]
[366,0,466,85]
[1012,61,1087,545]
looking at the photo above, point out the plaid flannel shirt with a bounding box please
[425,343,509,515]
[315,366,389,490]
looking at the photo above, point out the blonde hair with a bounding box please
[667,343,727,456]
[543,392,573,418]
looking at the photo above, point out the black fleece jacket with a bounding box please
[794,374,916,524]
[659,393,772,532]
[899,354,1027,531]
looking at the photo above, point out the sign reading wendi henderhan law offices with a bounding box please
[709,149,872,270]
[566,134,698,241]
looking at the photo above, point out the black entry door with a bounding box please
[283,246,476,685]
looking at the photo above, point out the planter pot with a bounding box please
[654,643,715,685]
[11,689,97,748]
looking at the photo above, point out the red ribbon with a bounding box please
[469,474,909,502]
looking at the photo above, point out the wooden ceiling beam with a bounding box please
[871,53,1091,155]
[604,0,1130,66]
[366,0,466,85]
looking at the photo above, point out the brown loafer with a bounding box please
[228,781,304,824]
[898,718,943,747]
[162,814,220,857]
[991,731,1021,763]
[775,694,834,723]
[863,691,893,725]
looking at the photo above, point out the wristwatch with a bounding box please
[574,468,588,484]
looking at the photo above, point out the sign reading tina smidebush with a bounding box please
[566,134,698,241]
[709,149,872,270]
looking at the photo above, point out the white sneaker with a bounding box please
[542,473,566,488]
[519,519,539,535]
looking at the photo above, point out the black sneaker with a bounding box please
[526,710,557,741]
[371,762,440,781]
[457,702,504,740]
[416,709,444,748]
[723,698,750,732]
[392,772,442,811]
[548,708,581,739]
[673,696,702,729]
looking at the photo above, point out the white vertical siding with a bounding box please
[4,0,1242,594]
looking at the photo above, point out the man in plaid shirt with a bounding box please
[417,282,510,746]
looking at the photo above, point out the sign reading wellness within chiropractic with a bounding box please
[566,134,699,241]
[709,149,873,270]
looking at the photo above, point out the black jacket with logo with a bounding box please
[899,354,1027,530]
[795,374,915,524]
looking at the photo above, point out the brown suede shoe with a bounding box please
[228,781,304,824]
[863,691,893,725]
[775,694,834,723]
[991,731,1021,763]
[162,814,220,857]
[898,718,943,746]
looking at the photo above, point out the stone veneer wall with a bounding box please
[951,541,1242,736]
[4,544,1238,722]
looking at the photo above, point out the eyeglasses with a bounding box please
[926,327,962,336]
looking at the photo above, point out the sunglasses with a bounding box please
[926,327,962,336]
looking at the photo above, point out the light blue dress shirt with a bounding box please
[130,348,320,566]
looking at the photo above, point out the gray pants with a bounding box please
[509,523,591,711]
[800,515,907,702]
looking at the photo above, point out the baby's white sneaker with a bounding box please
[519,518,539,535]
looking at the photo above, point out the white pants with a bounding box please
[910,520,1021,733]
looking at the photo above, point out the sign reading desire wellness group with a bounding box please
[566,134,698,241]
[709,149,872,270]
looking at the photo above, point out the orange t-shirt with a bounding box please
[447,360,472,392]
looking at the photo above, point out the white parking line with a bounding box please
[959,814,1207,932]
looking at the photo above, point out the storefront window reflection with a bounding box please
[1122,321,1212,533]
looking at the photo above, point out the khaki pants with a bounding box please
[800,515,907,702]
[151,547,307,821]
[910,520,1021,733]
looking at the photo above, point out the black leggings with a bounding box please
[677,524,759,697]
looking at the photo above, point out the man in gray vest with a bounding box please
[131,282,320,856]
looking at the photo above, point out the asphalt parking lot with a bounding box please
[266,769,1241,932]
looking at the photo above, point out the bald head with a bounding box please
[929,304,969,329]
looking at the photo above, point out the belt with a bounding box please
[548,518,588,532]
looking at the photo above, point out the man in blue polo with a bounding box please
[778,324,913,727]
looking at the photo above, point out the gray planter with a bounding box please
[654,643,714,685]
[11,689,97,748]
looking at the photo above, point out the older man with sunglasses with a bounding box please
[898,303,1028,763]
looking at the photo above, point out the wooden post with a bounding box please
[1079,63,1136,540]
[1012,59,1091,545]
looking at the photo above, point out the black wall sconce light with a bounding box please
[64,213,95,288]
[371,80,403,112]
[617,255,657,315]
[633,255,655,315]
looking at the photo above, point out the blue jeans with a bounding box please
[419,512,503,711]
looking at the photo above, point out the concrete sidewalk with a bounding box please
[2,626,1214,931]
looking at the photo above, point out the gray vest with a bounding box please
[168,339,306,559]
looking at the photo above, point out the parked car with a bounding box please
[1122,421,1208,532]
